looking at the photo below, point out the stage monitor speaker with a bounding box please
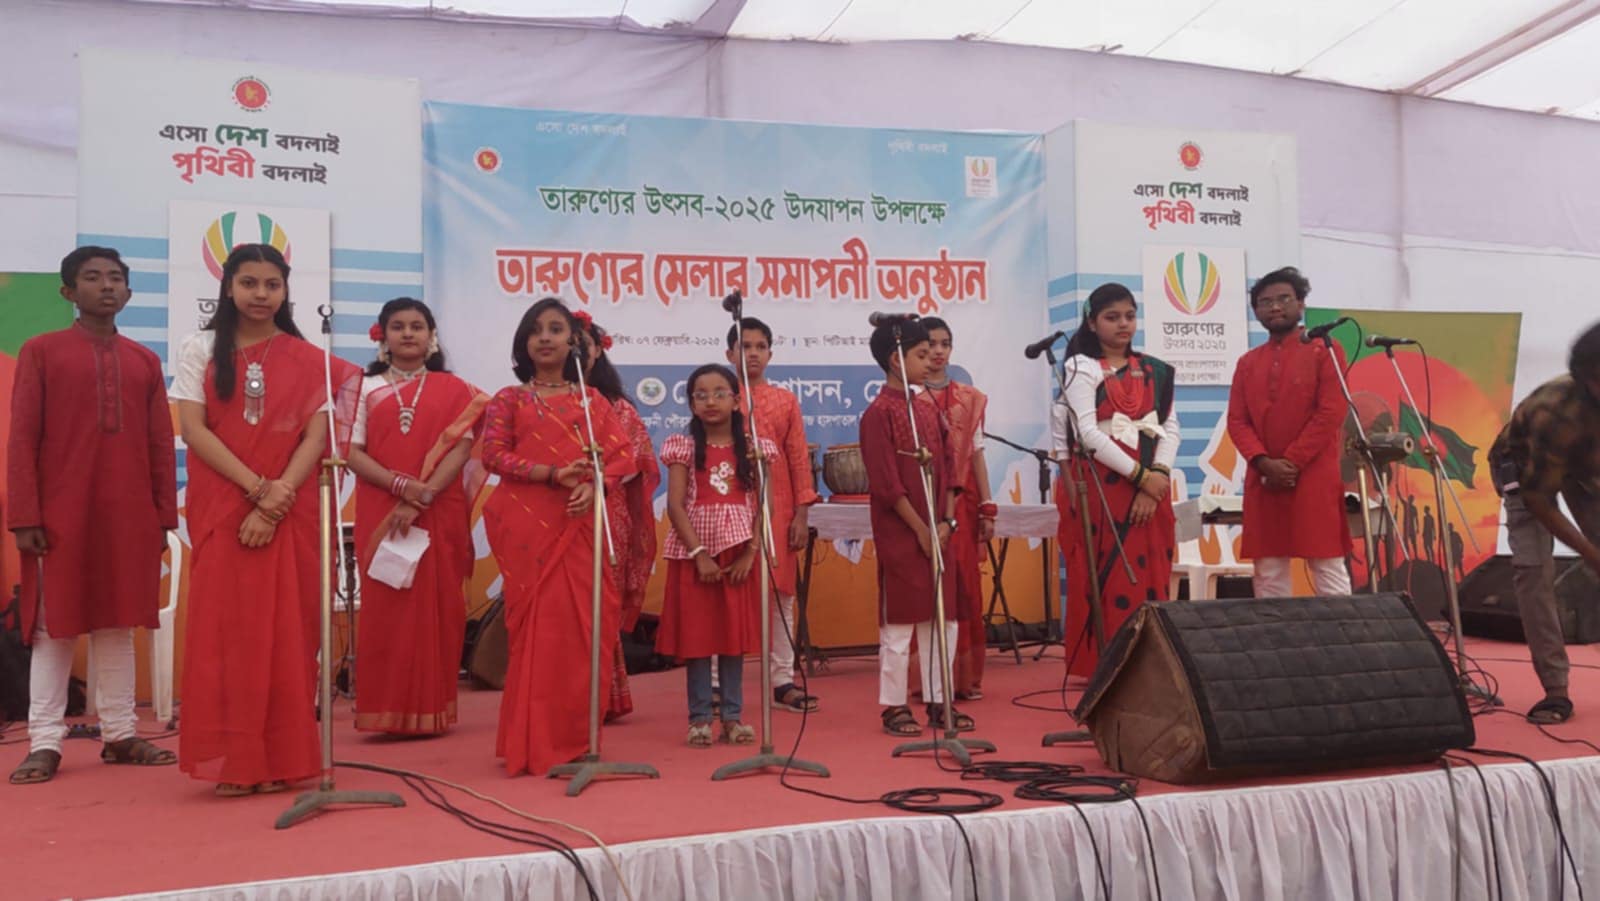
[1073,593,1474,784]
[465,597,508,690]
[1458,554,1600,644]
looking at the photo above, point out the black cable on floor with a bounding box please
[1438,758,1463,901]
[338,760,600,901]
[771,590,995,901]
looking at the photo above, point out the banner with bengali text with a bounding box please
[424,103,1049,487]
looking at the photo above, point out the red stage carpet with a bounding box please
[5,636,1600,899]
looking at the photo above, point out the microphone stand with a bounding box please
[1039,345,1137,747]
[1380,346,1499,706]
[713,304,830,781]
[549,333,660,795]
[888,322,995,767]
[1309,327,1409,588]
[276,306,405,829]
[980,430,1060,656]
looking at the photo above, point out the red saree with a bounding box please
[179,335,360,786]
[1055,354,1177,678]
[482,385,633,777]
[353,371,487,734]
[605,400,660,721]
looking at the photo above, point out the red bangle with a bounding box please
[978,502,999,519]
[390,473,411,498]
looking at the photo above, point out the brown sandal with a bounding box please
[881,705,921,736]
[101,737,176,766]
[10,749,62,785]
[721,720,755,745]
[215,782,257,797]
[926,703,976,733]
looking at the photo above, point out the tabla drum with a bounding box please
[822,443,870,496]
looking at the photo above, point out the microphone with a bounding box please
[1300,316,1352,343]
[1365,335,1417,349]
[1023,331,1065,360]
[721,290,743,315]
[868,312,919,327]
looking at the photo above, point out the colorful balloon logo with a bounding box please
[1162,251,1222,316]
[201,212,292,281]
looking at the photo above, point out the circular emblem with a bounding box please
[475,147,502,173]
[1179,142,1203,170]
[202,211,292,282]
[1162,251,1222,316]
[635,376,667,407]
[232,77,271,112]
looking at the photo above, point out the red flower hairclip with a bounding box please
[368,323,384,342]
[572,309,594,328]
[601,334,614,351]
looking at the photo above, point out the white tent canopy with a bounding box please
[130,0,1600,120]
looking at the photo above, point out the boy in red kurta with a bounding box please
[916,317,996,700]
[1226,267,1352,597]
[860,318,970,737]
[8,247,179,784]
[727,318,821,712]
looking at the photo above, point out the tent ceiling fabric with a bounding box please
[128,0,1600,120]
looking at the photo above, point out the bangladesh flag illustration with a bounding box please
[1398,404,1478,487]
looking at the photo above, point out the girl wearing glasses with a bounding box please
[656,364,777,748]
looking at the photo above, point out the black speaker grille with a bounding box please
[1155,594,1475,769]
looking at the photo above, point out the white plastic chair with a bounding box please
[150,531,183,723]
[1168,471,1252,600]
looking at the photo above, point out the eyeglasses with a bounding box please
[1254,296,1297,309]
[692,390,735,403]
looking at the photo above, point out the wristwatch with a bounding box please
[944,518,959,534]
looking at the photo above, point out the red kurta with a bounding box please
[655,445,761,660]
[739,382,818,597]
[915,381,988,694]
[1226,329,1353,560]
[353,371,486,735]
[481,385,632,777]
[861,385,956,625]
[179,334,361,787]
[605,399,659,721]
[6,325,178,642]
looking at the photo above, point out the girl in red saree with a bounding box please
[346,298,487,736]
[482,298,634,776]
[173,244,360,796]
[579,317,660,722]
[1050,283,1180,678]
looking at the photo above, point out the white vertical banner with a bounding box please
[167,201,330,346]
[1139,244,1248,385]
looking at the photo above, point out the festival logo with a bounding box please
[636,376,667,407]
[965,156,997,198]
[201,211,293,281]
[232,76,271,113]
[1179,142,1203,171]
[1162,251,1222,316]
[475,147,501,174]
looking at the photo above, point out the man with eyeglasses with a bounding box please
[1225,266,1353,598]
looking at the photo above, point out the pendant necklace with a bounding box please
[392,366,427,435]
[241,336,278,426]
